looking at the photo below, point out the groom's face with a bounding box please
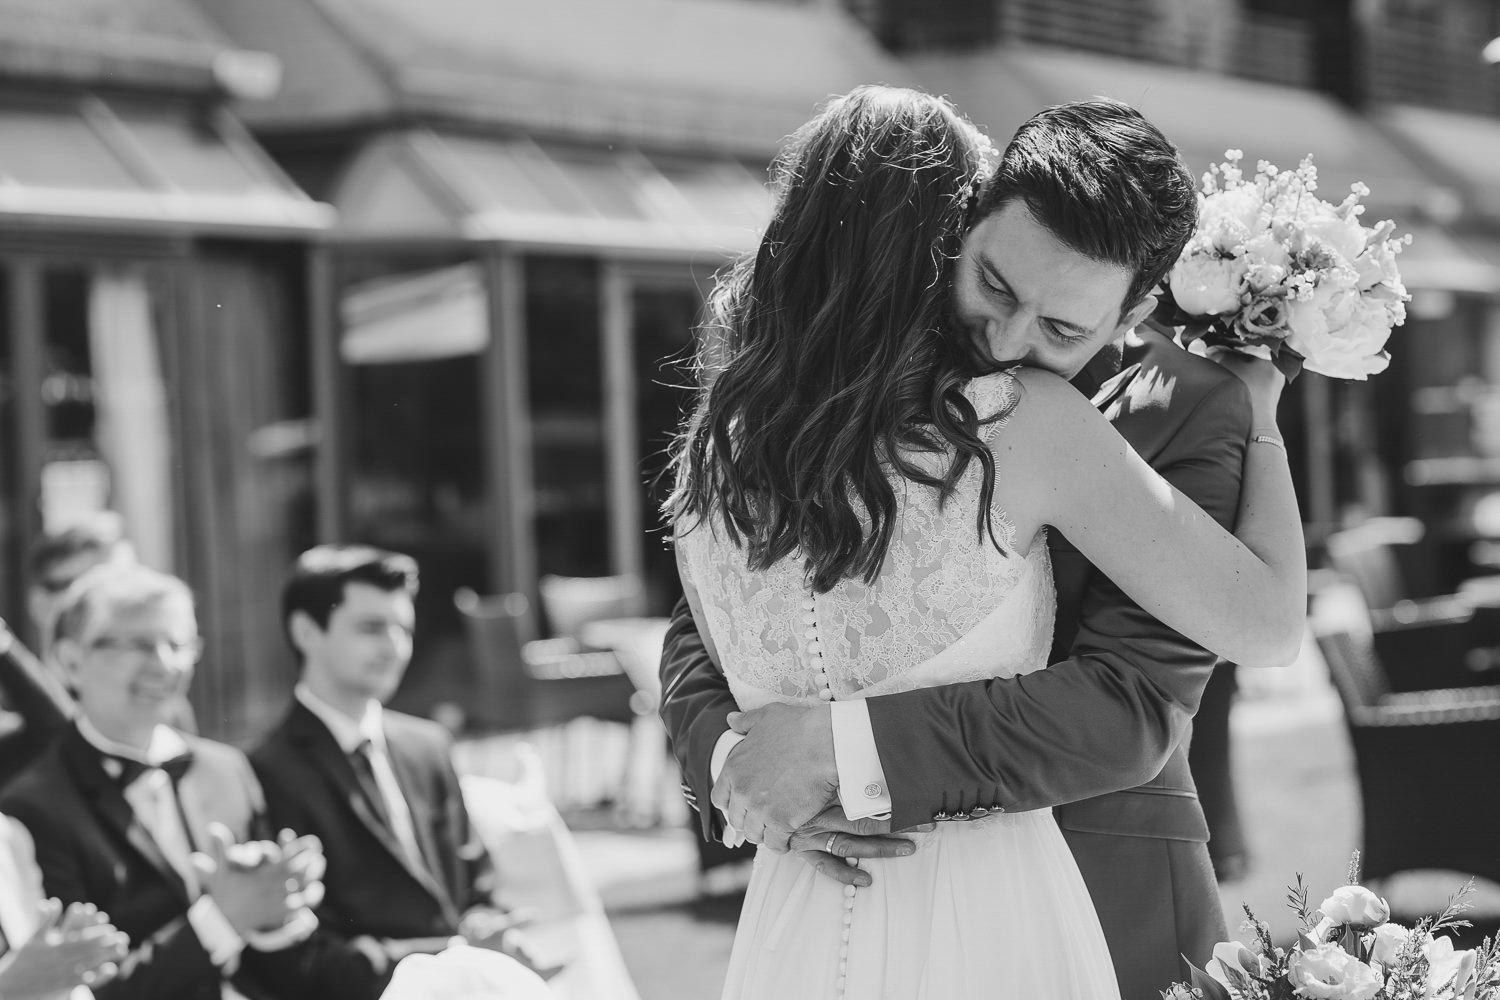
[951,200,1155,380]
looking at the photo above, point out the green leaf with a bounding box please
[1185,959,1234,1000]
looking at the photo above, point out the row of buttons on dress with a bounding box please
[804,592,855,999]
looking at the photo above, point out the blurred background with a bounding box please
[1,0,1499,995]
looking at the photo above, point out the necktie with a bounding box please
[349,740,394,830]
[350,740,426,873]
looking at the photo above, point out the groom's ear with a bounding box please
[1117,293,1157,335]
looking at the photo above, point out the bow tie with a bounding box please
[108,750,195,789]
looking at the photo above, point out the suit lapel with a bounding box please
[60,729,191,906]
[380,723,459,920]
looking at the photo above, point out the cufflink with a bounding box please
[863,782,883,799]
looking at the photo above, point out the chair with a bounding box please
[1310,586,1500,885]
[453,588,642,734]
[1323,518,1500,691]
[537,574,647,641]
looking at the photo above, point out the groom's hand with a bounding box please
[788,806,923,888]
[713,703,838,852]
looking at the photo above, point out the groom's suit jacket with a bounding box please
[0,723,277,1000]
[658,324,1251,997]
[249,700,494,1000]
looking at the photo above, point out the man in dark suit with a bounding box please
[659,101,1288,999]
[251,545,538,1000]
[0,563,323,1000]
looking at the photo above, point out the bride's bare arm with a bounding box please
[1005,365,1305,669]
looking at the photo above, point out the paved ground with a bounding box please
[517,651,1500,1000]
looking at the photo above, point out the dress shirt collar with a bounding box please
[76,716,188,779]
[294,683,386,756]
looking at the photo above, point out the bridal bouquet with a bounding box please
[1162,864,1500,1000]
[1156,150,1412,382]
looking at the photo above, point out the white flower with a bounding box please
[1166,152,1408,380]
[1367,922,1413,967]
[1200,185,1264,248]
[1304,213,1369,263]
[1288,943,1385,1000]
[1291,294,1393,380]
[1318,886,1393,928]
[1170,255,1247,316]
[1422,936,1478,999]
[1207,940,1271,990]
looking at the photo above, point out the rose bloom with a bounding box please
[1368,922,1413,967]
[1318,886,1393,929]
[1170,255,1247,316]
[1287,943,1385,1000]
[1232,295,1289,345]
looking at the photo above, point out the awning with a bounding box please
[340,263,486,364]
[332,129,772,258]
[1374,104,1500,223]
[907,44,1498,292]
[0,95,331,235]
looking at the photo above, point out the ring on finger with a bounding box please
[825,832,838,855]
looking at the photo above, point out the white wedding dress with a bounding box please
[677,371,1122,1000]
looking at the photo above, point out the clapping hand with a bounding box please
[712,703,840,852]
[0,898,130,999]
[193,823,325,945]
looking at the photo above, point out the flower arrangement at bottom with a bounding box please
[1156,150,1412,382]
[1161,856,1500,1000]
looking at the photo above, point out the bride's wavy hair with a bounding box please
[667,85,1004,594]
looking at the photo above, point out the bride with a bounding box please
[667,86,1305,998]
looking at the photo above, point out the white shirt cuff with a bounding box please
[709,730,747,847]
[830,700,891,821]
[188,895,246,971]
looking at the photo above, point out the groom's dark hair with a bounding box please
[975,98,1197,317]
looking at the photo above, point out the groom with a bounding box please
[659,99,1252,999]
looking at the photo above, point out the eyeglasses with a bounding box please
[88,635,203,662]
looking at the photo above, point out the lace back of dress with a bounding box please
[677,370,1055,711]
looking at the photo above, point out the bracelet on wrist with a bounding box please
[1251,433,1286,452]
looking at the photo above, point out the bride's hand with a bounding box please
[788,806,931,888]
[1203,347,1286,424]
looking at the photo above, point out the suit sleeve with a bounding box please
[657,594,738,841]
[866,373,1253,831]
[2,795,221,1000]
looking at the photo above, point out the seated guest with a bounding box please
[0,565,323,1000]
[1,514,190,790]
[252,546,545,1000]
[0,812,129,999]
